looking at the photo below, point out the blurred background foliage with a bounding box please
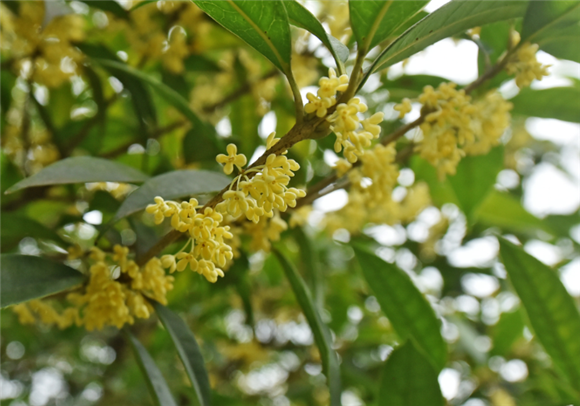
[1,1,580,406]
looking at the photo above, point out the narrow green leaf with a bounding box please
[125,331,178,406]
[410,155,460,208]
[521,1,580,63]
[192,0,292,73]
[153,303,211,406]
[379,340,445,406]
[114,170,230,221]
[491,308,526,356]
[93,59,214,138]
[293,227,324,311]
[349,0,427,52]
[475,191,545,235]
[1,215,64,252]
[79,0,129,19]
[510,87,580,123]
[382,74,447,102]
[476,20,511,89]
[284,0,349,68]
[1,254,86,308]
[448,147,504,221]
[499,238,580,391]
[273,249,341,406]
[366,1,528,79]
[352,244,447,371]
[5,156,149,194]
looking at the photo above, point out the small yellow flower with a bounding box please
[216,144,247,175]
[176,252,198,272]
[394,98,412,118]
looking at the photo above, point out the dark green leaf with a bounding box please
[352,244,447,371]
[114,170,230,221]
[193,0,292,73]
[93,58,214,139]
[293,227,324,310]
[273,249,341,406]
[477,20,511,89]
[475,191,545,235]
[349,0,427,52]
[183,55,222,72]
[1,254,86,308]
[379,340,445,406]
[522,1,580,63]
[5,157,149,194]
[153,303,211,406]
[382,74,447,102]
[510,87,580,123]
[1,69,16,116]
[499,238,580,391]
[365,1,528,80]
[1,215,64,252]
[79,0,129,19]
[491,308,526,356]
[410,155,460,208]
[448,147,504,221]
[125,330,178,406]
[284,0,349,68]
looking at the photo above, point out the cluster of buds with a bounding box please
[215,134,306,222]
[505,35,550,88]
[304,68,349,117]
[146,198,233,283]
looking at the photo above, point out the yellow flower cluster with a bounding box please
[13,246,174,331]
[146,198,233,282]
[506,42,550,88]
[305,68,385,163]
[216,136,306,223]
[244,211,289,252]
[2,2,85,88]
[396,83,512,178]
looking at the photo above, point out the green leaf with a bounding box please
[522,1,580,63]
[379,340,445,406]
[448,147,504,222]
[192,0,292,73]
[125,331,178,406]
[352,244,447,371]
[114,170,230,221]
[293,227,324,310]
[499,238,580,391]
[93,59,213,139]
[284,0,349,68]
[79,0,129,19]
[349,0,427,52]
[1,254,86,308]
[476,20,511,89]
[410,155,460,208]
[5,157,149,194]
[491,308,526,356]
[153,303,211,406]
[475,191,545,235]
[1,215,64,252]
[510,87,580,123]
[365,1,528,79]
[382,74,447,102]
[273,249,341,406]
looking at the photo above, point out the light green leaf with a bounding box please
[475,191,545,235]
[352,244,447,371]
[93,59,214,138]
[491,308,526,356]
[126,331,178,406]
[499,238,580,391]
[5,157,149,194]
[192,0,292,73]
[382,74,447,102]
[114,170,230,221]
[293,227,324,311]
[284,0,349,68]
[365,1,528,79]
[349,0,427,52]
[448,147,504,222]
[510,87,580,123]
[379,340,445,406]
[1,254,85,308]
[153,303,211,406]
[410,155,460,208]
[522,1,580,63]
[273,249,341,406]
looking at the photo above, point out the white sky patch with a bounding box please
[448,237,499,268]
[524,240,562,266]
[439,368,461,400]
[561,258,580,297]
[258,111,277,139]
[313,189,348,212]
[523,163,580,217]
[425,0,452,13]
[83,210,103,225]
[403,39,479,85]
[461,273,500,298]
[526,118,580,147]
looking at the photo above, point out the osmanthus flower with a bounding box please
[216,143,247,175]
[304,68,349,117]
[505,33,550,88]
[13,246,175,331]
[394,98,412,118]
[395,82,512,178]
